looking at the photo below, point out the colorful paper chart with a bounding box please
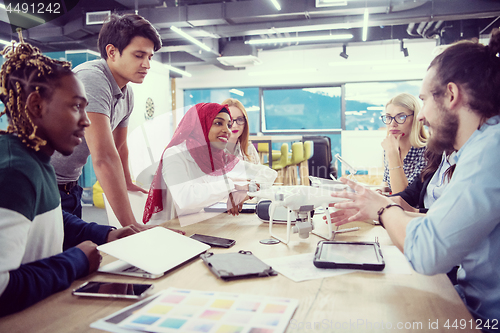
[91,288,298,333]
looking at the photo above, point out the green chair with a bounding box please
[286,142,304,185]
[257,142,281,165]
[300,141,314,185]
[271,143,291,184]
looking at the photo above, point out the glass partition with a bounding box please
[262,87,342,131]
[184,88,260,134]
[344,81,421,130]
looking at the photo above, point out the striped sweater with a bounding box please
[0,134,113,316]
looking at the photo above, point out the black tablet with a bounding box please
[204,202,256,213]
[313,241,385,271]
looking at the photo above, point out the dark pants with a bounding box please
[60,185,83,219]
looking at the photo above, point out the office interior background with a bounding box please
[0,0,498,189]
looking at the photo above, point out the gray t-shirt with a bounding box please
[51,59,134,184]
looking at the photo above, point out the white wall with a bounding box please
[340,130,387,175]
[127,61,172,180]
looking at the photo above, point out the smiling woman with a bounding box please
[143,103,277,224]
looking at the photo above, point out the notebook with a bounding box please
[97,227,210,279]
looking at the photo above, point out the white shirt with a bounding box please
[148,142,277,224]
[422,151,455,207]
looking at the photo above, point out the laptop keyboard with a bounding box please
[122,265,148,273]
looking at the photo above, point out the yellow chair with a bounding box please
[271,143,291,184]
[299,141,314,185]
[286,142,304,185]
[257,142,281,165]
[92,181,105,209]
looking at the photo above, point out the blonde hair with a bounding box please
[221,98,251,160]
[385,93,428,148]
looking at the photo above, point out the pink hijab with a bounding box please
[143,103,238,223]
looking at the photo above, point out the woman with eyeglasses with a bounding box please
[142,103,277,224]
[222,98,260,164]
[381,93,428,193]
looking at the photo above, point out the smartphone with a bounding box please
[190,234,236,248]
[72,281,154,299]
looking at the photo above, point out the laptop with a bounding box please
[97,227,210,279]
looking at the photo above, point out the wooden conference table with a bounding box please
[0,212,477,332]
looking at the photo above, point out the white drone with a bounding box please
[248,183,349,244]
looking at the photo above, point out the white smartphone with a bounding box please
[72,281,154,299]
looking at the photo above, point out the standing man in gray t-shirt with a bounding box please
[51,13,161,227]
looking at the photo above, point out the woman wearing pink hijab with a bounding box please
[143,103,276,224]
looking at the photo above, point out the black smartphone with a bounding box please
[189,234,236,248]
[72,281,154,299]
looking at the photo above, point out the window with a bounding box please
[183,88,260,134]
[344,81,422,130]
[262,87,342,131]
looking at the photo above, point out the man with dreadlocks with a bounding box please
[50,13,162,227]
[0,32,140,317]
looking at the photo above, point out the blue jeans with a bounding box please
[60,185,83,219]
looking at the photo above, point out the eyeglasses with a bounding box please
[233,117,247,125]
[380,113,414,125]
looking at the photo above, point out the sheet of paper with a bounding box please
[264,253,356,282]
[263,245,413,282]
[91,288,299,333]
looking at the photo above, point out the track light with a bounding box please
[339,44,348,59]
[400,40,409,57]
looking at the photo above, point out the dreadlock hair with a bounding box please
[0,29,73,151]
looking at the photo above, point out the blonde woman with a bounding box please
[381,93,428,193]
[222,98,260,164]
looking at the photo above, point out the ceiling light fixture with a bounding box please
[400,40,409,57]
[170,26,211,52]
[362,8,369,42]
[269,0,281,10]
[0,39,12,46]
[217,55,262,67]
[316,0,348,7]
[164,64,192,77]
[245,33,353,45]
[339,44,348,59]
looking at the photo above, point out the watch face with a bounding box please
[145,97,155,119]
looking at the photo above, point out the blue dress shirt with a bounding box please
[404,115,500,325]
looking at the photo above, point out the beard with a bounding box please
[426,102,459,154]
